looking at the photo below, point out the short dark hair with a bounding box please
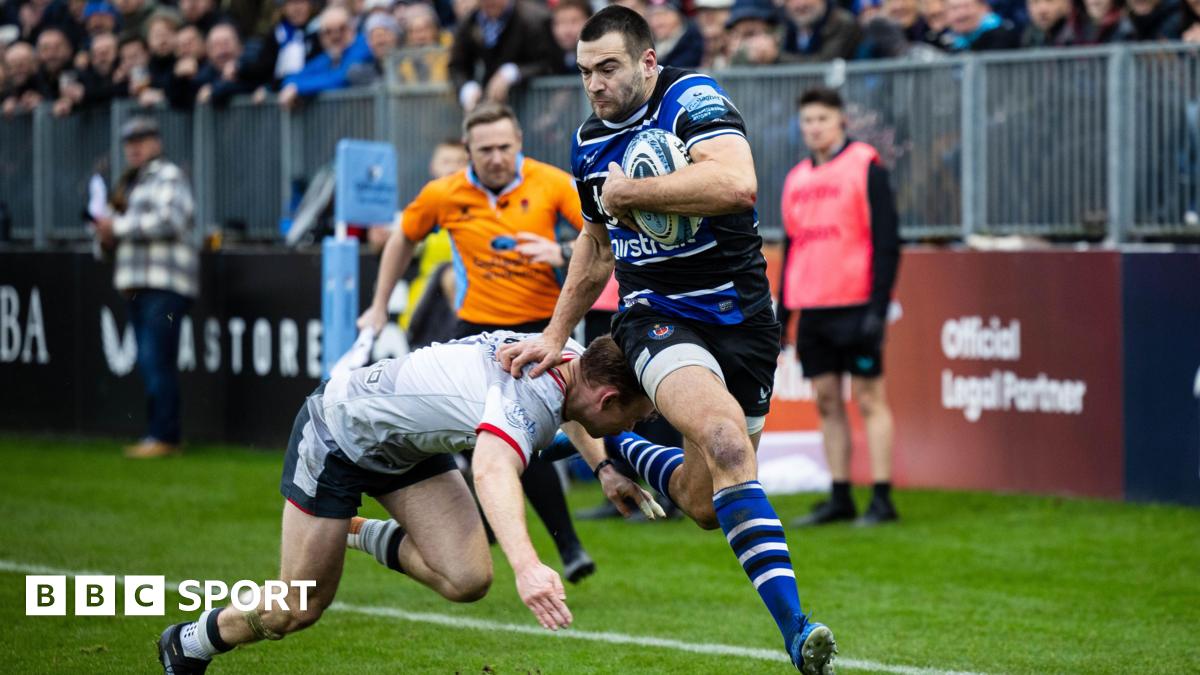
[462,102,521,138]
[798,87,844,110]
[579,5,653,61]
[436,137,466,150]
[553,0,593,18]
[580,335,644,406]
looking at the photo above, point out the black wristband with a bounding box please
[592,458,615,480]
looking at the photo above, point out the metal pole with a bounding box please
[1105,48,1134,245]
[31,105,50,249]
[960,58,981,239]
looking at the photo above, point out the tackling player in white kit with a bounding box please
[155,332,659,674]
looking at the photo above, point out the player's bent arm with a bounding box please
[472,432,574,630]
[560,421,666,520]
[609,134,757,217]
[359,221,421,331]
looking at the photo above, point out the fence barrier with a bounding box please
[1,44,1198,246]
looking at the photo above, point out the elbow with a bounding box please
[731,183,757,212]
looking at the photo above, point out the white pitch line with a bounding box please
[2,559,984,675]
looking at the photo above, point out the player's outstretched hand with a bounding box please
[598,466,667,519]
[357,305,387,334]
[497,334,565,378]
[515,562,573,631]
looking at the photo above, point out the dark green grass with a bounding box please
[1,436,1198,674]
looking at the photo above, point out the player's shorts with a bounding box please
[610,304,781,422]
[279,385,458,519]
[797,305,884,378]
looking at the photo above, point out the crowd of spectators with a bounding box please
[1,0,1196,116]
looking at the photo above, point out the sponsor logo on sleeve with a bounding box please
[677,84,726,123]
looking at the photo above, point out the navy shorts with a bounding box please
[797,306,884,378]
[279,386,459,519]
[610,305,781,419]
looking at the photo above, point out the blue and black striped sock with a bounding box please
[606,431,684,500]
[714,480,803,637]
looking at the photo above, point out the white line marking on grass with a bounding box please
[1,559,984,675]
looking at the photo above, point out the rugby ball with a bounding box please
[620,129,702,246]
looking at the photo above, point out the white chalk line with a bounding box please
[0,559,986,675]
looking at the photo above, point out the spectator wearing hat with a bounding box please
[780,0,861,61]
[941,0,1020,50]
[448,0,561,112]
[1021,0,1082,45]
[550,0,590,73]
[1120,0,1182,40]
[1077,0,1127,42]
[84,2,121,36]
[647,0,704,67]
[277,5,371,107]
[725,0,783,64]
[347,12,401,84]
[93,116,199,460]
[693,0,732,68]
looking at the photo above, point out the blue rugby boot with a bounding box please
[788,615,837,674]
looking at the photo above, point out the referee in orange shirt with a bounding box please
[359,103,595,581]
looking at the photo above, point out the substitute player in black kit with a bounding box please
[500,6,836,673]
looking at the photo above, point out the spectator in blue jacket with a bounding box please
[278,5,371,108]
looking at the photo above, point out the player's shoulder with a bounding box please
[415,170,467,202]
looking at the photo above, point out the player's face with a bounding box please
[583,395,656,437]
[800,103,845,156]
[466,118,522,190]
[577,32,654,122]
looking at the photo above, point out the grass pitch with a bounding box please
[1,436,1198,674]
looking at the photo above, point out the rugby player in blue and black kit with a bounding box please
[499,6,836,673]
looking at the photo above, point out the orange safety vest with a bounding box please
[780,141,878,310]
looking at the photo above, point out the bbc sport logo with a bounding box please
[25,575,315,616]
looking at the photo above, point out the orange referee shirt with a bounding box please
[400,156,583,326]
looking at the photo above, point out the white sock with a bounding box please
[349,518,404,569]
[180,619,212,660]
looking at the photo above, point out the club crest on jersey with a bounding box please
[504,403,537,438]
[648,324,675,340]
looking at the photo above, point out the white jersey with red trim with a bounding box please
[309,331,584,475]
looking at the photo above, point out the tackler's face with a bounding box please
[577,31,655,122]
[580,393,657,438]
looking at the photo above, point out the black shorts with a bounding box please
[610,305,781,418]
[279,387,459,519]
[797,306,884,378]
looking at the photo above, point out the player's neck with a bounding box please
[556,360,582,420]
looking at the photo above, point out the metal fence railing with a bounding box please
[2,44,1199,247]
